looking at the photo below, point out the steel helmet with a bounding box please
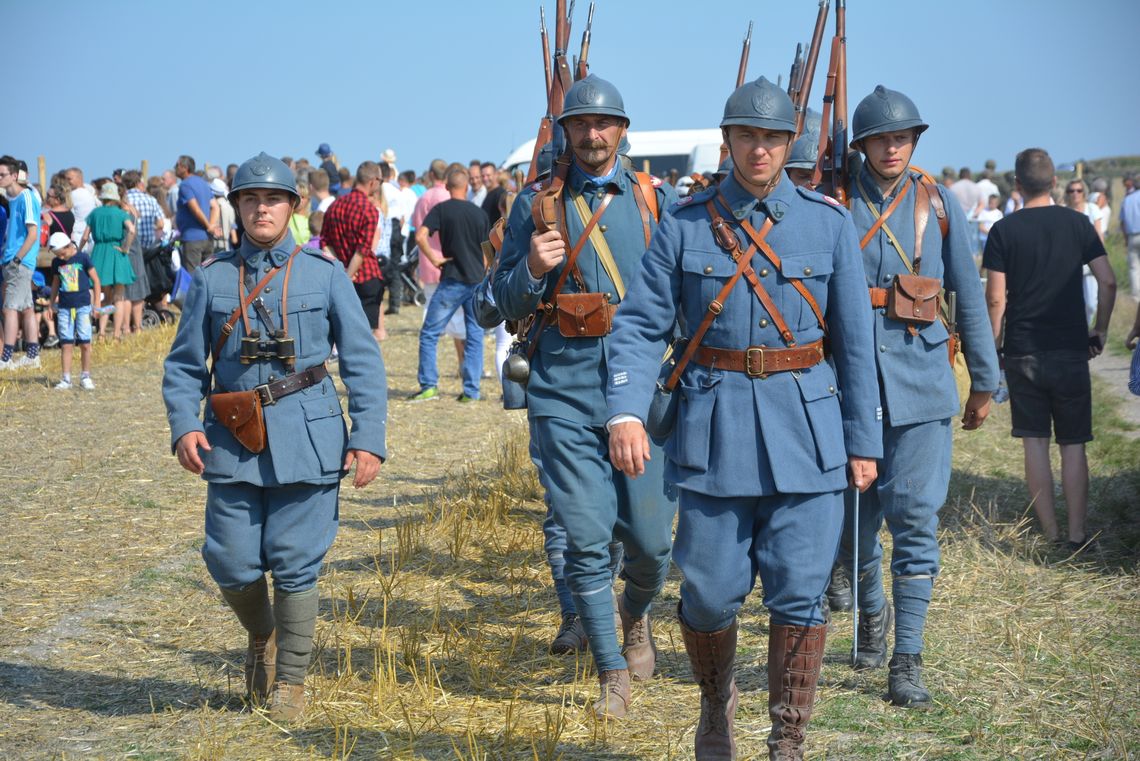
[851,85,929,145]
[558,74,629,124]
[228,152,299,205]
[720,76,796,133]
[786,109,822,169]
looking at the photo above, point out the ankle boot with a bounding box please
[680,615,738,761]
[825,562,852,613]
[766,623,826,761]
[853,604,892,670]
[550,611,589,654]
[617,594,657,681]
[219,577,276,704]
[270,587,318,722]
[888,652,932,708]
[593,669,631,719]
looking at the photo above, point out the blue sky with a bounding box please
[4,0,1136,182]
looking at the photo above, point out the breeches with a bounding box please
[203,481,340,593]
[674,489,843,631]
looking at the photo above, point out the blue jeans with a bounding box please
[533,415,676,673]
[674,489,842,632]
[202,481,340,593]
[837,418,951,654]
[417,278,483,398]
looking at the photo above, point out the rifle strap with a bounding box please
[570,190,625,300]
[631,172,659,248]
[525,190,615,361]
[661,213,769,392]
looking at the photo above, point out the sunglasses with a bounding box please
[1066,188,1083,193]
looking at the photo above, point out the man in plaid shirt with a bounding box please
[124,170,165,250]
[322,162,385,339]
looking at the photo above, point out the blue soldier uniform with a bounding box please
[492,74,679,719]
[839,86,999,708]
[606,77,882,759]
[162,153,387,721]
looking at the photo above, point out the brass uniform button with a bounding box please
[759,318,769,328]
[803,266,813,276]
[704,266,714,274]
[759,268,769,277]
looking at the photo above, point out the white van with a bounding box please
[501,128,724,179]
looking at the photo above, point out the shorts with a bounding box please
[353,277,383,330]
[1005,350,1092,444]
[58,304,93,345]
[2,261,34,311]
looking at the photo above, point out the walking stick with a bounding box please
[851,485,859,666]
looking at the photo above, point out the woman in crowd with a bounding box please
[119,181,151,335]
[79,183,136,339]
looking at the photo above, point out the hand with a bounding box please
[1088,329,1106,359]
[116,246,127,254]
[847,456,877,493]
[209,225,222,239]
[608,420,651,478]
[175,431,211,475]
[432,256,452,269]
[344,449,382,488]
[961,390,992,430]
[1127,326,1140,351]
[527,229,567,277]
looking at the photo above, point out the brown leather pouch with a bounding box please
[887,274,941,325]
[554,292,616,337]
[209,390,267,454]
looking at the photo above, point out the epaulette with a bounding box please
[199,249,235,268]
[303,246,340,264]
[672,196,697,209]
[796,185,848,214]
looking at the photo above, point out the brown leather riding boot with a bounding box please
[680,616,739,761]
[766,623,827,761]
[617,594,657,681]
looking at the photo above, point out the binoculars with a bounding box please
[240,330,296,365]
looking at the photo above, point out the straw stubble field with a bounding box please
[0,291,1137,760]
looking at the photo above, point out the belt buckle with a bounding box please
[745,347,766,378]
[254,383,275,406]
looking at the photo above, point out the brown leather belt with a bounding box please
[253,364,328,405]
[693,339,825,378]
[868,287,888,309]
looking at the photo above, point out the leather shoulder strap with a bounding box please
[210,246,301,371]
[923,180,949,239]
[630,172,659,250]
[858,175,912,250]
[913,181,931,273]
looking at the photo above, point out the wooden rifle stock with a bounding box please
[810,39,840,192]
[526,7,556,185]
[795,0,830,136]
[831,0,848,202]
[576,1,594,80]
[541,8,552,98]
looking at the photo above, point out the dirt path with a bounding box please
[1090,345,1140,437]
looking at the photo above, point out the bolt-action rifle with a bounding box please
[715,21,753,170]
[810,0,849,202]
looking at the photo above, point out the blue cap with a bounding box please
[317,143,332,157]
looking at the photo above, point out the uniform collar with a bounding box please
[569,157,626,195]
[239,230,297,267]
[857,163,914,204]
[719,171,793,223]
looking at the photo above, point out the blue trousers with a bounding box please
[675,489,842,632]
[837,418,951,654]
[533,415,676,672]
[417,278,484,399]
[203,481,339,593]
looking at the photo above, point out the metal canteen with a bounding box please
[502,352,531,384]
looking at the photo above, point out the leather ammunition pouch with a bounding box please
[210,390,267,454]
[554,292,616,338]
[887,273,941,326]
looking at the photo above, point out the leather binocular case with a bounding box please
[209,390,267,453]
[553,292,616,338]
[886,274,941,326]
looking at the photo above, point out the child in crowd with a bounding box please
[48,232,101,390]
[307,210,324,250]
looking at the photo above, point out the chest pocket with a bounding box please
[777,250,832,329]
[285,291,328,348]
[681,248,737,311]
[209,295,241,361]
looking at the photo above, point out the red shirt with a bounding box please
[322,188,381,283]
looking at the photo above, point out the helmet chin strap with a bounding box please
[864,133,920,194]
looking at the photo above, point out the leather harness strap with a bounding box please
[525,191,615,361]
[858,179,911,250]
[214,245,302,368]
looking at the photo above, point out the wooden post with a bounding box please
[37,156,46,198]
[1075,160,1084,180]
[141,159,149,183]
[642,159,651,174]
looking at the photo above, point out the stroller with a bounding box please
[140,242,180,328]
[395,245,427,306]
